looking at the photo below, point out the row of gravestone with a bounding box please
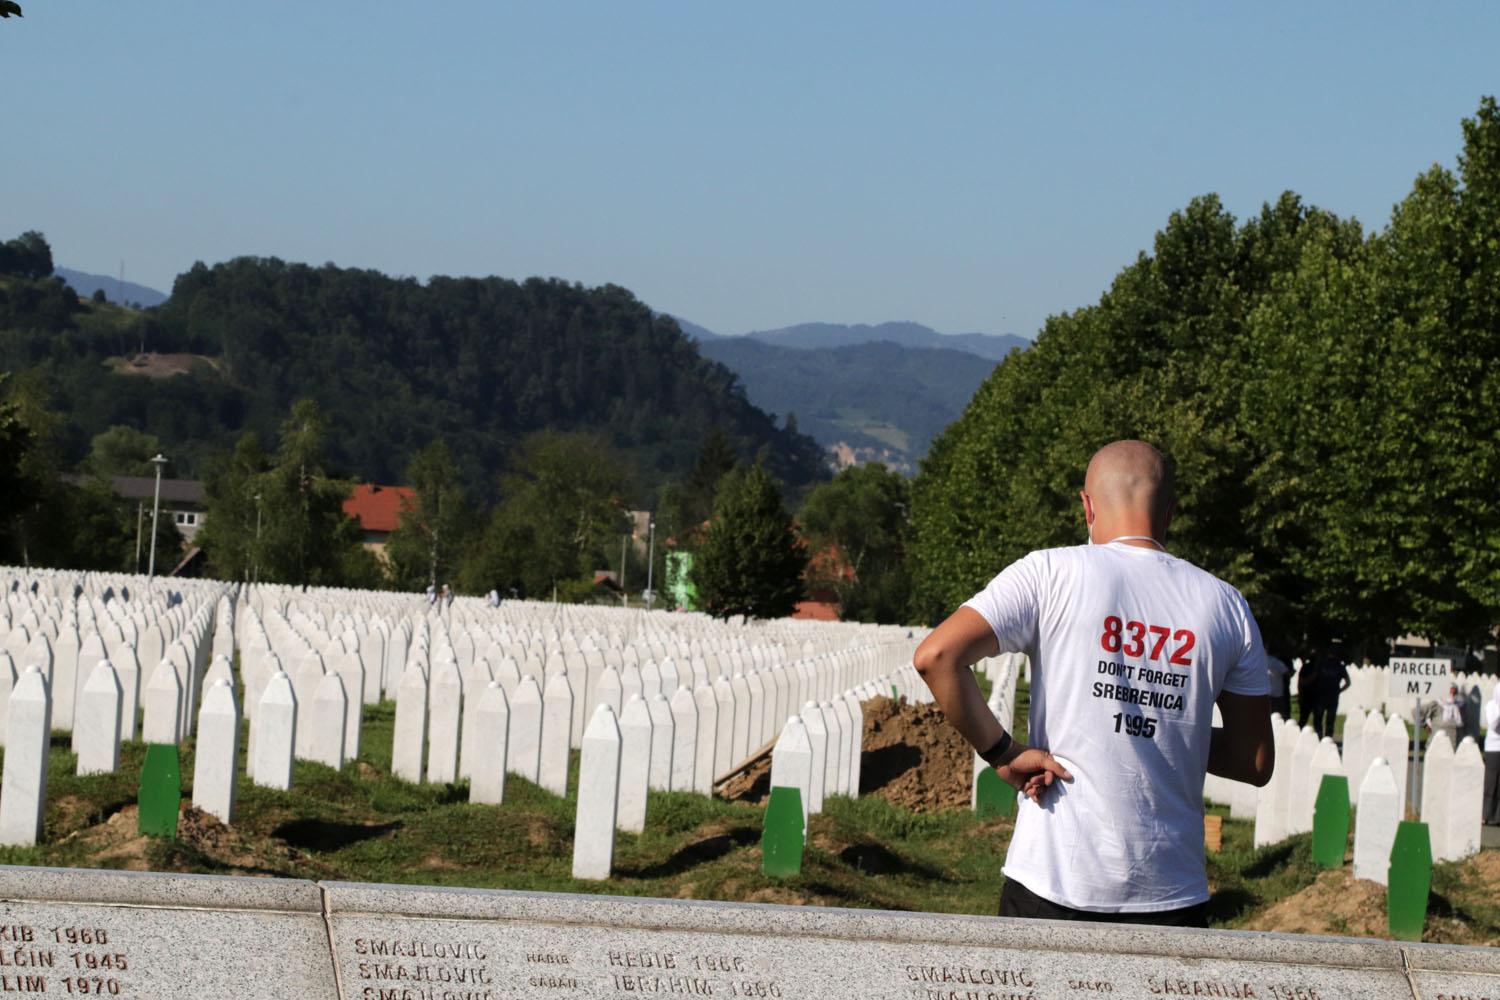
[575,672,879,879]
[1235,712,1483,865]
[0,568,919,851]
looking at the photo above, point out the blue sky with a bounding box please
[6,3,1497,338]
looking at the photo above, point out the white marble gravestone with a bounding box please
[0,651,15,746]
[1287,725,1321,834]
[74,660,122,775]
[594,665,623,722]
[392,665,428,784]
[142,660,183,745]
[0,667,50,846]
[646,694,675,792]
[668,686,698,793]
[571,705,622,881]
[1420,729,1455,855]
[332,652,365,761]
[307,672,349,770]
[508,675,544,784]
[427,659,464,784]
[820,700,844,798]
[253,671,297,791]
[1352,757,1399,885]
[769,715,813,827]
[1380,714,1410,807]
[692,683,718,795]
[193,678,240,824]
[1445,737,1483,862]
[800,702,829,816]
[469,682,511,806]
[538,672,574,796]
[616,695,653,834]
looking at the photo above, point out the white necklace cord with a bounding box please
[1104,534,1165,550]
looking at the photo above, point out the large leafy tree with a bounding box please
[196,432,273,581]
[88,425,164,477]
[0,231,51,280]
[200,399,373,586]
[459,431,627,599]
[384,440,472,591]
[693,464,805,620]
[910,98,1500,655]
[799,462,911,623]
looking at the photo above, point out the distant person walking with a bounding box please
[914,440,1273,927]
[1311,651,1349,739]
[1296,654,1322,732]
[1265,651,1293,720]
[1424,684,1465,749]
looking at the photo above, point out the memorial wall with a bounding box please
[0,866,1493,999]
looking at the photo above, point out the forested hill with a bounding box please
[697,336,996,473]
[0,256,828,494]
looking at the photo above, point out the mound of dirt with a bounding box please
[1241,855,1500,946]
[1241,869,1389,939]
[719,696,974,813]
[859,696,973,812]
[65,804,324,878]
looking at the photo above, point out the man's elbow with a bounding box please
[912,638,946,679]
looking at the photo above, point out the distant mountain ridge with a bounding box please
[696,336,1000,474]
[55,267,169,307]
[662,315,1026,472]
[665,317,1027,362]
[742,321,1026,362]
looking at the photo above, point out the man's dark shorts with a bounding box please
[999,878,1209,928]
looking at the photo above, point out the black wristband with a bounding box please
[980,731,1013,767]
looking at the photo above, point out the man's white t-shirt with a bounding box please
[964,540,1268,913]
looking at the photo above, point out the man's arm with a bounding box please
[1208,690,1274,786]
[913,607,1071,800]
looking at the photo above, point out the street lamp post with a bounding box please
[147,453,168,580]
[645,519,656,611]
[620,534,629,608]
[133,501,145,573]
[253,492,263,584]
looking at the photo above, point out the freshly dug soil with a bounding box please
[1241,869,1389,939]
[720,696,974,813]
[859,696,973,812]
[1241,855,1500,946]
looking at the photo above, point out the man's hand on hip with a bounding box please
[996,745,1071,804]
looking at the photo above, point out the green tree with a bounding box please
[799,462,911,623]
[198,400,364,586]
[197,433,273,581]
[460,431,627,599]
[693,464,805,620]
[0,231,51,279]
[88,425,164,477]
[909,99,1500,654]
[0,375,36,555]
[384,440,472,591]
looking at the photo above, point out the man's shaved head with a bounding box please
[1083,440,1175,526]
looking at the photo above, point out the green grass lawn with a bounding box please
[0,694,1491,943]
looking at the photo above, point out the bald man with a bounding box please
[914,440,1274,926]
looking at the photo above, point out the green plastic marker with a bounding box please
[975,768,1016,819]
[761,785,805,877]
[138,743,182,838]
[1311,774,1351,868]
[1387,820,1432,941]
